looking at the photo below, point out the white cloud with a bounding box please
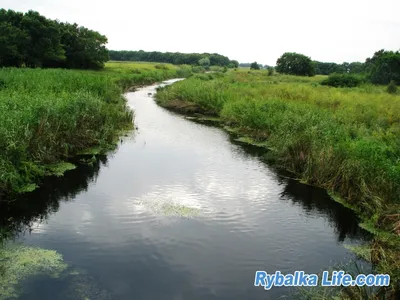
[2,0,399,65]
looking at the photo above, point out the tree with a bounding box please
[198,57,210,68]
[108,50,236,67]
[0,9,109,69]
[276,52,315,76]
[348,62,365,74]
[0,21,28,67]
[20,10,65,68]
[60,23,109,69]
[366,50,400,85]
[250,61,260,70]
[229,60,239,68]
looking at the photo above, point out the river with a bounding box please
[1,79,369,299]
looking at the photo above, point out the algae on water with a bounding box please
[161,203,200,217]
[132,195,201,218]
[0,245,68,299]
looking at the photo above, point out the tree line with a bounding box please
[313,61,366,75]
[239,63,268,69]
[0,9,109,69]
[274,51,400,85]
[109,50,239,68]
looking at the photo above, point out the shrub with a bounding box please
[176,67,192,78]
[387,80,398,94]
[191,66,204,73]
[250,62,260,70]
[321,73,363,88]
[154,64,169,70]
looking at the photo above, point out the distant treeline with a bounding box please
[109,50,239,68]
[239,63,268,69]
[313,50,400,84]
[244,50,400,86]
[240,61,367,74]
[313,61,366,75]
[0,9,109,69]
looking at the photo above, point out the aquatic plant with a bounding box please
[0,245,68,299]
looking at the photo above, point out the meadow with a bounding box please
[156,69,400,295]
[0,61,189,196]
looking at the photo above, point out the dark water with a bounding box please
[1,79,370,300]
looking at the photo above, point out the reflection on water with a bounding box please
[0,156,107,241]
[0,79,369,300]
[279,179,369,243]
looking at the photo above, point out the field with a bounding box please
[0,61,190,196]
[156,69,400,293]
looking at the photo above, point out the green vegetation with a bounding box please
[321,73,364,88]
[0,245,68,299]
[155,69,400,297]
[313,61,366,75]
[132,196,201,218]
[109,50,239,68]
[0,9,108,69]
[293,260,392,299]
[239,62,265,69]
[0,61,190,197]
[277,49,400,84]
[366,49,400,85]
[250,62,260,70]
[0,242,113,299]
[161,203,201,217]
[276,52,315,76]
[387,80,398,94]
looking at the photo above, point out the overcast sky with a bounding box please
[2,0,399,65]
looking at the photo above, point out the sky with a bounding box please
[2,0,400,65]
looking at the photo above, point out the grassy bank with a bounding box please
[0,61,189,197]
[155,70,400,297]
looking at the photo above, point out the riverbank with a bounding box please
[155,70,400,298]
[0,62,191,197]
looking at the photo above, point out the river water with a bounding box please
[1,79,369,299]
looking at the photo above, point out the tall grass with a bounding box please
[0,61,188,196]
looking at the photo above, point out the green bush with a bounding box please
[321,73,363,88]
[191,66,205,73]
[154,64,169,70]
[175,67,192,78]
[387,80,398,94]
[193,73,224,81]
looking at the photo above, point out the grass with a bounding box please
[155,69,400,297]
[291,260,394,300]
[0,61,190,196]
